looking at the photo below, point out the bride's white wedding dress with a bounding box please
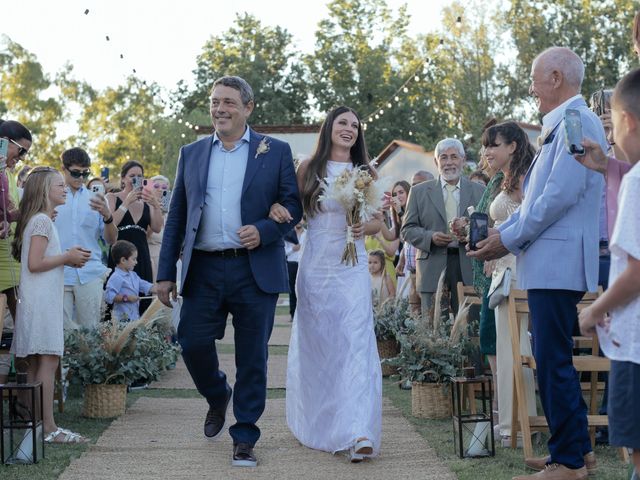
[286,160,382,456]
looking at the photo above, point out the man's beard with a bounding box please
[441,169,460,182]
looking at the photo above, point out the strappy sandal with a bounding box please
[44,427,90,444]
[349,438,374,462]
[354,438,373,455]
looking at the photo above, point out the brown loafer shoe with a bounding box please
[525,453,596,476]
[513,464,588,480]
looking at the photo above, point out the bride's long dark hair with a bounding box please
[300,106,372,216]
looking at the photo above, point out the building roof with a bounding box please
[375,139,426,168]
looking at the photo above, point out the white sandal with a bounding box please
[44,427,89,444]
[349,446,364,463]
[354,438,373,456]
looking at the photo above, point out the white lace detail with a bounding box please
[30,213,52,238]
[11,212,64,357]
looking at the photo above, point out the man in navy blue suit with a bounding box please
[157,76,302,467]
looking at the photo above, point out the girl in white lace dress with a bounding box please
[11,166,91,443]
[271,107,383,462]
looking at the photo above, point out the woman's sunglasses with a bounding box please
[8,138,28,158]
[67,168,91,179]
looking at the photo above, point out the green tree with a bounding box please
[425,1,506,156]
[0,35,65,165]
[178,13,309,125]
[504,0,639,118]
[76,76,190,179]
[306,0,416,154]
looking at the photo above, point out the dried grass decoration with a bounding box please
[318,166,391,266]
[64,299,180,387]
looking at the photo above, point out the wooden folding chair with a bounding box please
[508,289,610,458]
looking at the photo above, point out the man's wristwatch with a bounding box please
[122,295,129,303]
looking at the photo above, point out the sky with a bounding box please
[2,0,454,94]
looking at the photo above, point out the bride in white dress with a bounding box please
[272,106,383,462]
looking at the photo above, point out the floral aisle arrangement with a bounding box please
[318,165,390,265]
[64,301,180,417]
[374,297,414,376]
[386,302,474,418]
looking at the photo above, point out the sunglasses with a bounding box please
[67,168,91,179]
[8,138,28,158]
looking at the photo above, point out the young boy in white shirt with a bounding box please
[579,67,640,480]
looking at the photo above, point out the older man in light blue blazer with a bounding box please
[471,47,607,480]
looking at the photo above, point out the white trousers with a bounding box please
[63,276,105,330]
[494,286,537,437]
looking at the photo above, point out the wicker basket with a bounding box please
[377,338,400,377]
[83,383,127,418]
[411,381,452,419]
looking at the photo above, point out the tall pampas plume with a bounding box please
[432,269,447,330]
[449,299,470,344]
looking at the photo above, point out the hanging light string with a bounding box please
[361,59,429,134]
[361,16,463,135]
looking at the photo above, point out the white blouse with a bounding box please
[600,162,640,364]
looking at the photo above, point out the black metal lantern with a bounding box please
[451,374,495,458]
[1,376,45,464]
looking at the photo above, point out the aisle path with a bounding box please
[60,314,455,479]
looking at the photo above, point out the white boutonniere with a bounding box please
[536,128,551,148]
[255,138,270,158]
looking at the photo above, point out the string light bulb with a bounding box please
[403,87,409,93]
[379,109,384,115]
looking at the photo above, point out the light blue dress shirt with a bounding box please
[54,185,108,285]
[104,267,153,321]
[194,127,250,251]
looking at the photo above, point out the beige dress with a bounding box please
[489,191,537,438]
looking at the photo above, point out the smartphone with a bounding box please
[564,108,585,155]
[469,212,489,251]
[131,176,144,191]
[100,167,110,182]
[90,183,105,197]
[160,189,171,211]
[0,138,8,170]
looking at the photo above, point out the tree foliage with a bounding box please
[75,77,189,178]
[0,35,65,165]
[504,0,639,117]
[2,0,639,176]
[179,13,309,125]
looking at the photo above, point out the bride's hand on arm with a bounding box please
[269,203,293,223]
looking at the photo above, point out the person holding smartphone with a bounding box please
[55,147,117,330]
[146,174,171,281]
[106,160,163,315]
[0,119,32,384]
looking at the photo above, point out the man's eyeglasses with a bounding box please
[8,138,28,158]
[67,168,91,179]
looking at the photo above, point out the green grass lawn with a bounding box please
[382,379,631,480]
